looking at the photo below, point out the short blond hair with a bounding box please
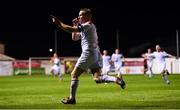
[80,8,92,17]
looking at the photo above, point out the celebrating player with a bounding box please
[111,48,125,78]
[149,44,175,84]
[50,8,125,104]
[142,48,154,78]
[102,50,113,75]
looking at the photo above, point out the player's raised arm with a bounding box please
[50,15,80,33]
[167,53,176,58]
[161,51,175,58]
[72,33,81,41]
[72,18,81,41]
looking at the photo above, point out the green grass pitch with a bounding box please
[0,74,180,109]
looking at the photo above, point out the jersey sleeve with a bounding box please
[150,52,156,57]
[163,51,172,57]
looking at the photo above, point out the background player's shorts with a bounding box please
[147,61,153,68]
[50,65,60,75]
[75,49,102,70]
[157,62,166,73]
[102,65,111,74]
[114,65,123,74]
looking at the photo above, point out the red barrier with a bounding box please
[13,60,41,68]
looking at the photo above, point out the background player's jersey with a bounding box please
[145,53,154,63]
[111,54,124,67]
[151,51,169,63]
[53,58,60,66]
[102,55,111,67]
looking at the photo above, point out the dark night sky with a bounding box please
[0,1,179,59]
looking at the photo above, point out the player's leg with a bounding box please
[160,63,170,84]
[61,67,84,104]
[92,68,115,83]
[149,66,153,78]
[58,72,63,80]
[106,65,112,75]
[116,66,123,79]
[147,65,152,78]
[62,51,90,104]
[91,68,126,89]
[165,69,170,75]
[116,66,125,87]
[102,67,107,75]
[50,69,53,75]
[53,65,61,79]
[50,65,57,78]
[49,67,53,75]
[57,67,63,80]
[144,63,148,75]
[161,70,170,84]
[92,50,125,89]
[50,69,56,78]
[148,62,153,78]
[103,66,111,75]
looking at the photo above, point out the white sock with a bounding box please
[100,75,116,83]
[149,72,152,78]
[59,73,62,80]
[70,80,79,99]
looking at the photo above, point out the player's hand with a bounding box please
[50,15,55,22]
[72,18,79,26]
[141,53,146,58]
[50,15,59,24]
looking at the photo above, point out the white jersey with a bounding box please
[50,57,61,75]
[102,55,111,74]
[151,51,170,63]
[111,53,124,74]
[145,53,154,63]
[75,21,102,70]
[54,58,60,66]
[102,55,111,67]
[78,21,99,51]
[145,53,154,68]
[111,53,124,68]
[150,51,170,72]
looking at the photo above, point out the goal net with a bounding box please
[28,57,53,76]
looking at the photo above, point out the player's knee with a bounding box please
[161,70,166,75]
[161,72,165,76]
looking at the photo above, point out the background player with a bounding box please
[149,44,175,84]
[50,53,62,80]
[102,50,113,75]
[111,48,125,78]
[142,48,154,78]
